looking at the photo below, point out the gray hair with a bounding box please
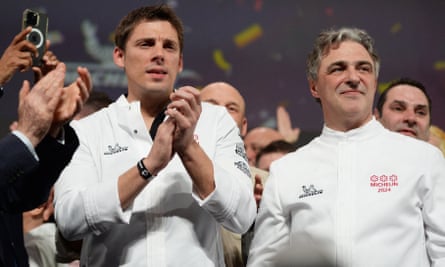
[306,27,380,81]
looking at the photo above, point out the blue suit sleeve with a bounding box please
[0,125,79,213]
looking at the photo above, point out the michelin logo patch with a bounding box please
[234,161,251,178]
[298,184,323,199]
[235,142,248,162]
[104,143,128,155]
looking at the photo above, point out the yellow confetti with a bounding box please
[234,24,263,48]
[391,22,402,33]
[390,23,402,33]
[378,82,392,94]
[434,61,445,70]
[213,49,231,71]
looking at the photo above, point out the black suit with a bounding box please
[0,125,79,267]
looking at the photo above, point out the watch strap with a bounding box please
[137,158,153,180]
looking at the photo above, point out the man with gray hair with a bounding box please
[247,27,445,266]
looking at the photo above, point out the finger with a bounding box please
[17,58,33,73]
[48,64,66,96]
[32,66,43,80]
[42,50,58,65]
[18,40,38,56]
[45,39,51,50]
[171,86,201,108]
[276,105,292,131]
[75,77,90,104]
[168,90,200,120]
[77,67,93,94]
[18,80,31,107]
[35,63,65,96]
[12,27,32,45]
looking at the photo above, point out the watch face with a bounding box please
[142,170,149,177]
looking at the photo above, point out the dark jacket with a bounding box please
[0,125,79,267]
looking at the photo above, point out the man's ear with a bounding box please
[178,54,184,73]
[113,47,125,68]
[309,79,319,98]
[241,117,248,138]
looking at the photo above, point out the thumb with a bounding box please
[32,66,43,82]
[18,80,31,106]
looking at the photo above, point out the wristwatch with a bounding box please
[137,158,153,180]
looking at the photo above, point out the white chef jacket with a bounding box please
[247,118,445,267]
[54,95,256,267]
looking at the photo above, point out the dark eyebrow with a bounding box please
[326,61,346,72]
[414,104,428,111]
[135,37,154,43]
[328,61,346,68]
[390,100,407,106]
[356,61,374,69]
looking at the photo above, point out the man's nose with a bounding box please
[345,68,360,88]
[152,44,165,63]
[403,110,417,126]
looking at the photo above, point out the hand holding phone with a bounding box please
[22,9,48,67]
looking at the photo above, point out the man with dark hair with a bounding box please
[247,27,445,266]
[374,77,431,141]
[54,5,255,266]
[255,140,295,171]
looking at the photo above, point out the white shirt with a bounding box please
[54,96,256,267]
[24,223,68,267]
[247,118,445,267]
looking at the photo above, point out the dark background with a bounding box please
[1,0,444,136]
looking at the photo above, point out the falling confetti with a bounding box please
[234,24,263,48]
[434,61,445,70]
[390,23,402,33]
[213,49,232,72]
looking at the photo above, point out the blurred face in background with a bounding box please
[376,84,430,141]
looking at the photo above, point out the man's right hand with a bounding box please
[16,63,66,147]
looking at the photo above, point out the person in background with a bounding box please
[200,82,247,137]
[0,27,92,267]
[54,5,255,266]
[374,77,431,141]
[200,81,250,267]
[429,125,445,156]
[244,127,284,166]
[276,105,319,148]
[255,140,295,171]
[22,188,68,267]
[247,27,445,266]
[73,91,112,120]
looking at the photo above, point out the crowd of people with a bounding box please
[0,4,444,267]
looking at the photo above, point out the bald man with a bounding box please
[200,82,251,267]
[200,82,248,137]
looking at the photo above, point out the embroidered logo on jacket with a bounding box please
[235,142,248,162]
[298,184,323,199]
[370,174,398,193]
[234,161,251,178]
[104,143,128,155]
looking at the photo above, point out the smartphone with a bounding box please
[22,9,48,66]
